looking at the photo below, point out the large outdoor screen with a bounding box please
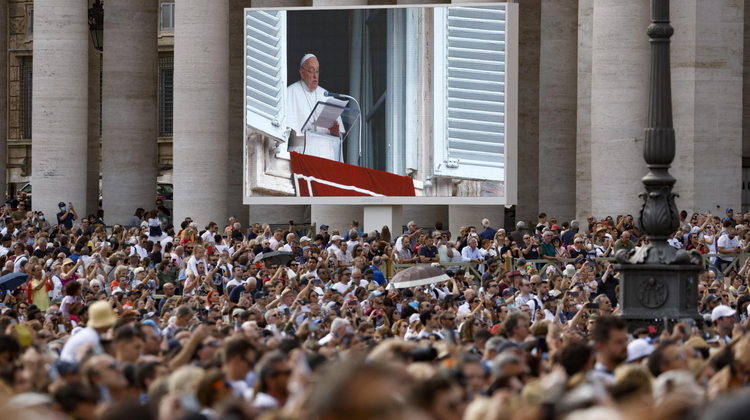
[244,3,518,205]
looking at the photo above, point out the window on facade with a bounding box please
[158,54,174,137]
[161,2,175,31]
[19,57,33,140]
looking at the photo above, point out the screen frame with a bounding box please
[243,2,518,206]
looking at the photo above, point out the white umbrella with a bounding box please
[391,265,450,289]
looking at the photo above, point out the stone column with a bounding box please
[31,0,89,217]
[448,205,504,237]
[310,205,363,235]
[404,205,448,233]
[174,0,229,227]
[589,0,650,218]
[515,0,541,226]
[87,45,101,217]
[538,0,577,223]
[576,0,594,220]
[228,0,248,225]
[0,0,6,196]
[101,0,157,225]
[744,0,750,164]
[364,206,403,237]
[671,0,743,213]
[248,205,307,226]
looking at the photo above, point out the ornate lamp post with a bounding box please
[88,0,104,52]
[615,0,703,326]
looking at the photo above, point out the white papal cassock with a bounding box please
[286,80,345,161]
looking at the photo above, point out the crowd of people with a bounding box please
[0,194,748,420]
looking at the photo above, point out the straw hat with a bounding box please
[88,301,117,329]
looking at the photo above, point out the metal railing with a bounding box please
[386,252,750,280]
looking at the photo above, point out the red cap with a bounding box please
[551,224,560,230]
[491,324,502,336]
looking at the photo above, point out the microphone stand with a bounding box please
[325,92,363,166]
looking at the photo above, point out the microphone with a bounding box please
[324,91,349,99]
[323,91,363,166]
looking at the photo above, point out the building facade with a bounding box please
[1,0,747,235]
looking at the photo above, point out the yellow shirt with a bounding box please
[31,278,49,311]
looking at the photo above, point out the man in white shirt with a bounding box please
[0,235,11,257]
[60,301,117,362]
[461,237,484,268]
[201,222,218,246]
[130,235,149,260]
[717,227,741,272]
[282,233,296,252]
[331,268,354,295]
[318,318,350,346]
[268,229,284,250]
[416,309,445,341]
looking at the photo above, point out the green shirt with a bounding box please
[614,239,635,253]
[11,210,25,222]
[540,242,556,258]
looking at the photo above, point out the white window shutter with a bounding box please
[160,3,174,30]
[246,10,288,140]
[433,6,506,182]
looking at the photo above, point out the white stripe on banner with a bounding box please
[293,174,385,197]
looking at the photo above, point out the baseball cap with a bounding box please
[711,304,735,322]
[299,236,311,242]
[369,291,384,300]
[331,235,342,241]
[409,314,420,324]
[551,224,560,230]
[727,208,733,213]
[704,294,720,304]
[58,202,66,208]
[626,338,654,363]
[320,224,329,230]
[574,256,586,265]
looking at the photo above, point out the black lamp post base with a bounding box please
[616,262,703,332]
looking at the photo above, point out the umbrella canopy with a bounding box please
[0,272,28,293]
[253,251,295,267]
[391,265,450,289]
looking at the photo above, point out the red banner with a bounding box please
[290,152,416,197]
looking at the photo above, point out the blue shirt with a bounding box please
[343,227,363,241]
[369,265,385,286]
[57,210,75,230]
[480,227,497,242]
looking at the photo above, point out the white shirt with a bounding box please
[461,246,482,262]
[332,282,350,295]
[50,275,63,299]
[60,326,102,362]
[718,235,740,261]
[13,255,27,273]
[130,245,148,259]
[318,332,337,346]
[201,231,216,245]
[160,236,174,249]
